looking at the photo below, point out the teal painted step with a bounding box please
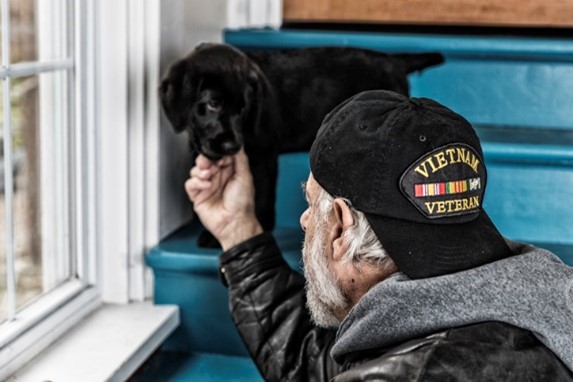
[477,126,573,249]
[147,220,304,356]
[132,351,263,382]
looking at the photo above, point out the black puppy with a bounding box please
[160,43,443,246]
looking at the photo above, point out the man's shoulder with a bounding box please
[335,322,573,382]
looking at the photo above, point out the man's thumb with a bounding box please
[234,148,251,176]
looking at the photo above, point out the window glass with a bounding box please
[11,74,41,310]
[0,84,6,323]
[10,70,72,311]
[9,0,38,63]
[0,0,76,323]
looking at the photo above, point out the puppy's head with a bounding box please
[160,43,265,160]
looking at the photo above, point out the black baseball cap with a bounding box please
[309,90,513,279]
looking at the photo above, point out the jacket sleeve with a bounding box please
[219,233,340,382]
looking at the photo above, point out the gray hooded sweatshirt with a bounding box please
[331,241,573,372]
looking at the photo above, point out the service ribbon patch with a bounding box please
[414,177,481,197]
[400,143,486,220]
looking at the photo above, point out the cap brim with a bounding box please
[365,210,513,279]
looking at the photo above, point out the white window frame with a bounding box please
[0,0,100,377]
[0,0,164,376]
[98,0,160,304]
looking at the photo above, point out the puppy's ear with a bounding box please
[244,65,270,137]
[245,62,276,145]
[159,64,194,133]
[247,63,273,108]
[243,69,259,107]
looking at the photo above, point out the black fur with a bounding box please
[160,43,444,246]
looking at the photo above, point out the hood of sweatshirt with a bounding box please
[331,241,573,371]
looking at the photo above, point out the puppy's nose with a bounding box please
[221,141,241,153]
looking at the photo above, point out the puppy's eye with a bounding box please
[206,99,222,113]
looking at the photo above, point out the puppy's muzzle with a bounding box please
[201,134,242,160]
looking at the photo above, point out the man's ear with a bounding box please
[330,198,354,261]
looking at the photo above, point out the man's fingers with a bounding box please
[193,154,234,178]
[185,178,214,203]
[188,177,212,190]
[195,154,214,170]
[190,166,213,180]
[187,152,239,207]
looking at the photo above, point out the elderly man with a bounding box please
[185,90,573,381]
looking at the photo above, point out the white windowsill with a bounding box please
[8,302,179,382]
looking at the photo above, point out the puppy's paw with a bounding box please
[197,230,221,248]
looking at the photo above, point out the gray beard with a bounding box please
[302,225,349,328]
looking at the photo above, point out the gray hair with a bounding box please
[314,187,395,269]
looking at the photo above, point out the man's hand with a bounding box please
[185,149,263,251]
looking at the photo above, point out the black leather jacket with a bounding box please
[219,233,573,381]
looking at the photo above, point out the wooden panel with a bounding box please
[283,0,573,28]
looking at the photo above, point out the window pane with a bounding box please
[11,74,41,309]
[0,84,6,323]
[10,0,38,63]
[3,0,68,64]
[11,71,71,311]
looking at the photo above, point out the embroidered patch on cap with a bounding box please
[400,143,485,220]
